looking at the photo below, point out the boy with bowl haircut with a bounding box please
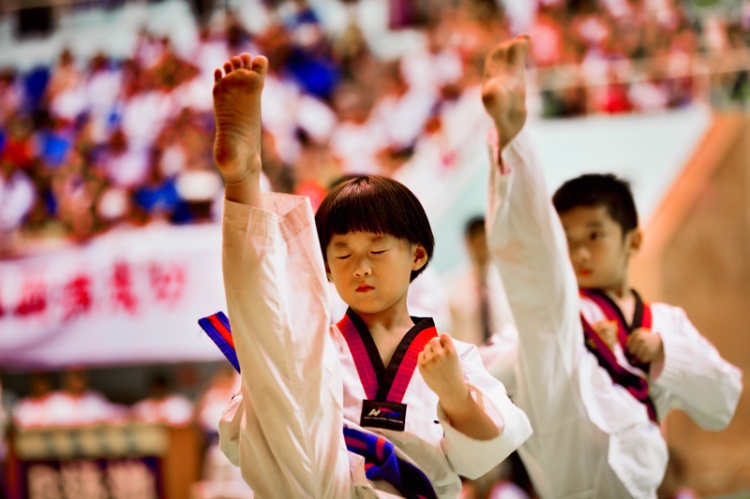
[210,51,531,498]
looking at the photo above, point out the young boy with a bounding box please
[553,173,742,430]
[210,53,531,497]
[481,36,742,497]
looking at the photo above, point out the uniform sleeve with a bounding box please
[220,194,352,497]
[438,343,532,479]
[478,327,518,396]
[651,305,743,431]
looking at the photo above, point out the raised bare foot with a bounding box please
[212,53,268,186]
[481,35,529,151]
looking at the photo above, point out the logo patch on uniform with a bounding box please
[361,400,407,431]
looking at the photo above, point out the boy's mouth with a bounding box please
[577,269,592,277]
[356,284,374,292]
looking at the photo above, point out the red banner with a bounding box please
[0,225,227,369]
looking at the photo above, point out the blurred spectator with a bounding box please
[591,68,633,114]
[369,60,435,160]
[97,129,148,190]
[195,365,238,445]
[132,161,185,225]
[131,373,194,426]
[52,149,106,239]
[12,372,59,428]
[0,160,36,256]
[0,69,23,125]
[1,115,36,170]
[54,367,128,425]
[530,7,565,70]
[85,52,122,144]
[329,81,385,174]
[281,0,340,100]
[629,77,670,112]
[22,368,128,427]
[192,366,251,499]
[292,137,342,211]
[400,18,463,99]
[134,27,166,70]
[47,48,86,124]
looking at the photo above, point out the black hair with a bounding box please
[464,215,486,239]
[315,175,435,281]
[552,173,638,235]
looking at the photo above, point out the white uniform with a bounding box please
[580,296,742,430]
[484,130,742,498]
[218,193,532,498]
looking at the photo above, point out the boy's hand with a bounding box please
[592,319,618,349]
[626,328,664,364]
[418,334,469,408]
[419,334,502,440]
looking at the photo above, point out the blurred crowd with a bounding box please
[528,0,750,116]
[0,0,749,252]
[1,365,250,498]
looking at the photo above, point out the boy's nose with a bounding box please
[571,244,590,263]
[353,261,372,277]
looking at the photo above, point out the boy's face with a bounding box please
[326,231,427,316]
[558,205,641,291]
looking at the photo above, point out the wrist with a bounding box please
[438,385,471,414]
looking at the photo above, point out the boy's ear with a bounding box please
[324,262,332,282]
[412,244,428,271]
[628,229,643,255]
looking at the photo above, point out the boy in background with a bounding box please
[481,35,741,497]
[554,173,741,432]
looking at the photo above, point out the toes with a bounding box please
[509,36,530,65]
[484,35,530,76]
[217,54,269,80]
[251,55,269,75]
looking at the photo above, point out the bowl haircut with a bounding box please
[552,173,639,236]
[315,175,435,282]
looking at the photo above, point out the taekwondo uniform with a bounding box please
[484,130,742,498]
[579,289,742,430]
[217,193,532,498]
